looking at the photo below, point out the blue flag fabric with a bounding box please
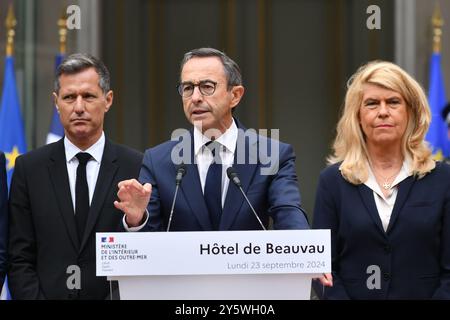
[0,277,11,300]
[0,56,26,300]
[0,56,27,187]
[425,52,449,159]
[46,53,65,144]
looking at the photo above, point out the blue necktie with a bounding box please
[75,152,91,243]
[204,141,222,230]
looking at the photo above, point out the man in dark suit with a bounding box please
[0,152,7,288]
[7,54,142,299]
[115,47,308,231]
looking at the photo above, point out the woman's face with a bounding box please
[359,83,408,148]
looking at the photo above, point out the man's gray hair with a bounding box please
[180,48,242,88]
[54,53,111,94]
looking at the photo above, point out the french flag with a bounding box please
[101,236,115,243]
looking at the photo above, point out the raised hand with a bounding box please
[114,179,152,227]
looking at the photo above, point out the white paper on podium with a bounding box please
[96,229,331,276]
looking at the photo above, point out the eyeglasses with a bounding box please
[177,80,217,98]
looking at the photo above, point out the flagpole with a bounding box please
[5,4,16,57]
[58,10,68,55]
[426,2,448,159]
[432,2,444,54]
[45,9,68,145]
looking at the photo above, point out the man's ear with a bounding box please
[230,85,245,108]
[105,90,113,112]
[52,92,59,113]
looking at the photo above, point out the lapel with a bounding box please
[221,121,258,230]
[178,135,213,230]
[80,139,119,251]
[48,139,80,251]
[358,183,386,236]
[386,176,415,234]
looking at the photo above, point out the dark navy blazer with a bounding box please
[313,162,450,299]
[7,139,142,299]
[139,119,309,231]
[0,152,7,287]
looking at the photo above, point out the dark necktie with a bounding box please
[204,141,223,230]
[75,152,91,242]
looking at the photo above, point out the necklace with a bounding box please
[373,167,402,190]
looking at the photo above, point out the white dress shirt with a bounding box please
[64,132,105,212]
[194,118,237,207]
[363,158,412,231]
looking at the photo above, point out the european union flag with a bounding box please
[425,52,449,159]
[0,56,25,300]
[0,56,27,187]
[46,53,65,144]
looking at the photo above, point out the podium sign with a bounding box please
[96,230,330,300]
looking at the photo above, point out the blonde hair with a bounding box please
[329,60,435,184]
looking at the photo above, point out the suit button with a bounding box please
[383,272,391,281]
[384,245,391,253]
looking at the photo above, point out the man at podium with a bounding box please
[115,47,309,232]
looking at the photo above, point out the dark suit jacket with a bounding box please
[139,119,309,231]
[313,162,450,299]
[7,139,142,299]
[0,152,7,287]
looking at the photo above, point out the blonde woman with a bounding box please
[313,61,450,299]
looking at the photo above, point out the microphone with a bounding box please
[167,163,187,231]
[175,163,186,185]
[226,167,266,230]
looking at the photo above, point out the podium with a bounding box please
[96,230,330,300]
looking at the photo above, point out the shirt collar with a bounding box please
[64,132,105,163]
[365,155,412,197]
[193,118,238,156]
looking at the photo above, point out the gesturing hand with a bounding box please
[114,179,152,227]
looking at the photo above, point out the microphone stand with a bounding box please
[236,184,266,230]
[166,184,180,232]
[166,164,186,231]
[227,167,266,230]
